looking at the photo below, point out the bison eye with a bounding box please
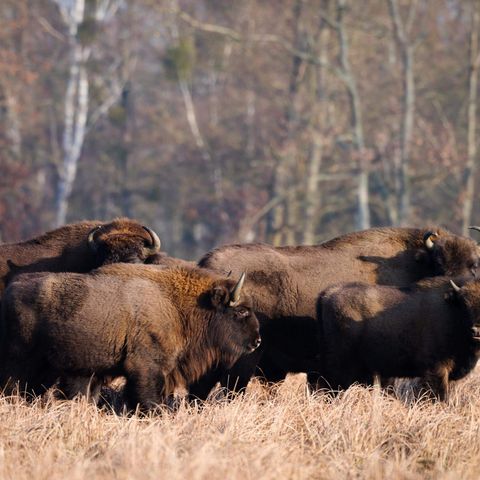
[236,307,249,318]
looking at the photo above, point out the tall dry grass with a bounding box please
[0,371,480,480]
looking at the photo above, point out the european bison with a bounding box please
[145,252,195,269]
[191,227,480,399]
[0,264,260,410]
[319,276,480,400]
[0,218,161,296]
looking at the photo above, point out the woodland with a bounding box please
[1,0,479,258]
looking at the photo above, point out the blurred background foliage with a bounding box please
[0,0,479,258]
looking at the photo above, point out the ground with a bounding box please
[1,371,480,480]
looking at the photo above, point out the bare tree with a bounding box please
[388,0,418,226]
[463,0,480,235]
[269,0,304,245]
[53,0,121,227]
[335,0,370,230]
[303,1,331,244]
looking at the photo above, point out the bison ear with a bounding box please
[210,285,230,308]
[6,259,21,273]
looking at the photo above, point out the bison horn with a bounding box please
[424,232,438,250]
[468,226,480,234]
[142,226,161,252]
[229,272,246,306]
[87,226,102,253]
[450,280,461,292]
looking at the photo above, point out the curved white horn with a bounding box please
[450,280,461,292]
[425,232,438,250]
[87,226,102,253]
[229,272,246,306]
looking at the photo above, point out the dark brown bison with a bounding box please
[0,218,161,296]
[191,227,480,399]
[319,276,480,400]
[0,264,260,410]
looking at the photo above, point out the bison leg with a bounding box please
[323,350,372,392]
[424,363,453,402]
[0,355,56,399]
[124,360,166,411]
[306,370,332,392]
[56,375,103,404]
[379,376,396,392]
[188,366,225,402]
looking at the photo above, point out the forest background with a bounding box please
[1,0,479,259]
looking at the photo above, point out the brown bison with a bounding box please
[191,227,480,399]
[145,252,195,269]
[0,264,260,410]
[0,218,161,296]
[319,276,480,400]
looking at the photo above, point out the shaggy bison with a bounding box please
[319,276,480,399]
[145,252,195,269]
[191,227,480,399]
[0,218,161,296]
[0,264,260,410]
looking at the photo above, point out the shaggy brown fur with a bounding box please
[145,252,195,269]
[0,218,161,296]
[191,227,480,399]
[0,264,260,410]
[319,276,480,400]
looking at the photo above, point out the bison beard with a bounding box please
[0,264,260,411]
[190,226,480,400]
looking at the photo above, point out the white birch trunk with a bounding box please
[178,79,223,202]
[54,0,120,226]
[54,0,89,226]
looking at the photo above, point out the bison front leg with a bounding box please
[124,360,166,412]
[424,362,453,402]
[188,366,225,402]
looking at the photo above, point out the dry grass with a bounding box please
[1,372,480,480]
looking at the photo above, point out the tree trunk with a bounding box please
[337,0,370,230]
[55,41,90,226]
[54,0,121,226]
[303,8,330,244]
[303,135,323,244]
[178,78,223,203]
[1,83,22,158]
[269,0,303,245]
[388,0,417,226]
[463,0,480,235]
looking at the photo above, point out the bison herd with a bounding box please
[0,218,479,410]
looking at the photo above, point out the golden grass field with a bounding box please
[1,372,480,480]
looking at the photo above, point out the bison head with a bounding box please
[420,230,479,278]
[87,219,161,265]
[206,272,261,362]
[447,279,480,340]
